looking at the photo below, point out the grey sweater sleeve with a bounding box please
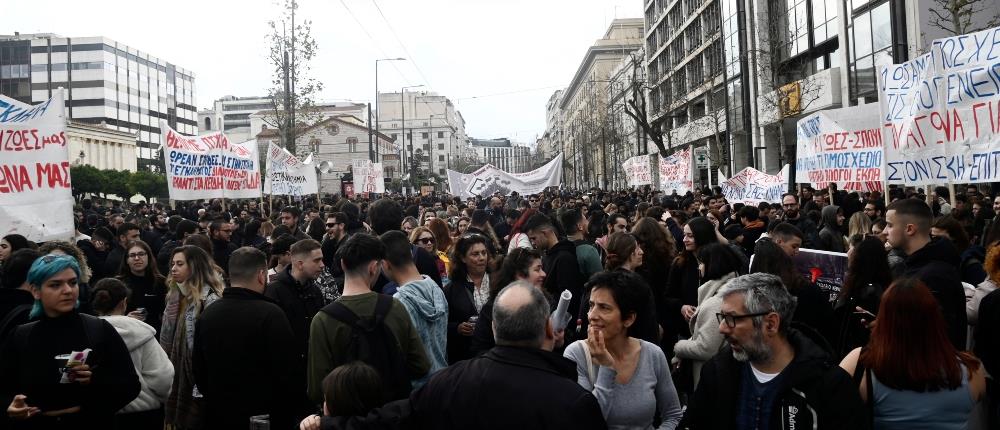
[649,344,684,430]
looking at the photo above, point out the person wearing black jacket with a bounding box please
[522,213,583,323]
[0,249,41,343]
[102,223,140,282]
[781,193,820,248]
[681,273,864,430]
[885,198,969,349]
[410,282,606,430]
[209,220,239,276]
[156,219,199,276]
[1,254,140,428]
[194,247,299,430]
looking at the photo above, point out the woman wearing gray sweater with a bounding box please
[564,271,683,430]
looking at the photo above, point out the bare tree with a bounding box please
[266,0,324,155]
[928,0,1000,36]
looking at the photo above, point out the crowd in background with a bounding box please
[0,182,998,429]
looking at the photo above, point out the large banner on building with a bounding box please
[162,123,261,200]
[0,91,74,242]
[719,165,789,205]
[446,153,563,198]
[877,25,1000,185]
[659,147,693,194]
[622,155,653,187]
[264,141,318,196]
[352,159,385,194]
[795,103,883,191]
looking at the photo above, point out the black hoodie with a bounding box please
[899,237,968,349]
[681,328,865,430]
[542,239,583,321]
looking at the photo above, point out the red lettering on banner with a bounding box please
[34,162,70,189]
[0,164,33,193]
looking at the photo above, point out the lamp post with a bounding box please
[401,84,425,193]
[374,58,405,161]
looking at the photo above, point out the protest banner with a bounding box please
[162,122,261,200]
[719,165,789,205]
[877,25,1000,185]
[0,90,74,242]
[659,147,693,194]
[792,248,848,304]
[264,141,318,197]
[622,155,653,187]
[796,103,883,191]
[352,159,386,194]
[447,153,563,198]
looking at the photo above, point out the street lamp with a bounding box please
[401,84,424,192]
[374,57,406,161]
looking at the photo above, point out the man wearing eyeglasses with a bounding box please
[209,219,238,276]
[681,273,863,430]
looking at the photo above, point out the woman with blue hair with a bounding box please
[0,254,140,428]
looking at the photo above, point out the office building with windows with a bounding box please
[200,96,368,144]
[377,91,468,178]
[644,0,726,181]
[0,33,196,172]
[470,138,532,173]
[718,0,996,173]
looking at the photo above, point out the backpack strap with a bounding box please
[321,301,362,328]
[372,294,393,326]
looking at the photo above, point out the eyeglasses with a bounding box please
[716,311,774,328]
[416,237,435,245]
[128,252,148,259]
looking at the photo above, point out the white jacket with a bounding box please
[100,315,174,413]
[673,272,736,389]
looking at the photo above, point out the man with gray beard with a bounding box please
[680,273,864,430]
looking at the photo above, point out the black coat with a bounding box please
[211,238,238,275]
[783,215,820,249]
[681,329,864,430]
[409,346,607,430]
[899,238,968,349]
[542,240,583,320]
[445,278,477,363]
[265,266,325,372]
[0,312,140,428]
[975,288,1000,378]
[118,272,168,335]
[193,287,299,430]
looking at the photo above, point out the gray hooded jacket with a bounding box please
[394,275,449,383]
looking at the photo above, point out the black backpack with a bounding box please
[320,294,412,401]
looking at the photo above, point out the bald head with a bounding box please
[493,281,551,349]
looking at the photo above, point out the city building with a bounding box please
[377,91,469,179]
[67,120,138,172]
[559,18,644,189]
[256,116,399,195]
[536,89,565,164]
[0,33,197,172]
[469,138,532,173]
[607,49,651,188]
[199,96,369,144]
[643,0,726,184]
[717,0,998,174]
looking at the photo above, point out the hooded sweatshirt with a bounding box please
[818,205,846,252]
[393,275,449,384]
[99,315,174,413]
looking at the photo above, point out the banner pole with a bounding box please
[949,183,957,208]
[221,197,227,212]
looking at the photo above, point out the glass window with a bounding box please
[853,11,872,58]
[855,55,876,97]
[871,2,891,52]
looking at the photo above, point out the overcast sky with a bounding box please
[8,0,642,143]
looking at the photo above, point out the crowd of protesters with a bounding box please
[0,182,998,429]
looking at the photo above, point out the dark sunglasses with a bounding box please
[416,237,435,245]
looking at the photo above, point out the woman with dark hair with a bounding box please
[673,242,742,390]
[470,247,547,356]
[0,234,31,268]
[840,278,986,429]
[242,220,266,248]
[933,215,988,285]
[831,236,891,358]
[306,217,326,243]
[114,240,168,334]
[750,238,833,340]
[445,234,492,363]
[564,270,683,430]
[666,217,719,338]
[91,278,174,429]
[0,255,140,428]
[506,209,537,253]
[631,217,676,328]
[161,245,224,430]
[604,232,644,271]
